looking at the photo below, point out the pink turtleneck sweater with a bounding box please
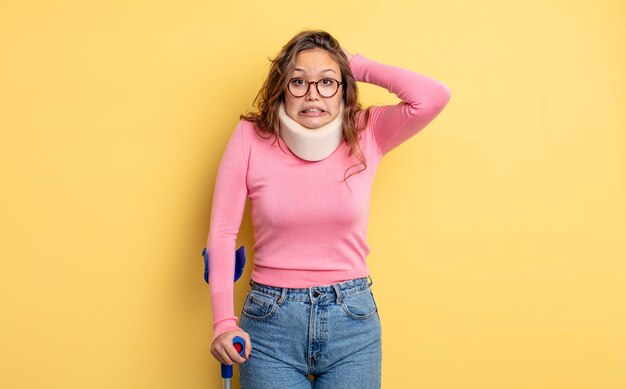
[206,53,451,342]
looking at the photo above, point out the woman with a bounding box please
[206,30,451,388]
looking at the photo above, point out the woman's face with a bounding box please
[283,48,343,129]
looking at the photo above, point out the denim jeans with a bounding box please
[238,276,382,389]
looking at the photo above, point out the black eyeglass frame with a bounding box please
[286,77,344,98]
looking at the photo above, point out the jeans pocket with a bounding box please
[241,290,278,321]
[341,289,378,320]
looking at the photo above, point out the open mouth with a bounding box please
[300,108,326,115]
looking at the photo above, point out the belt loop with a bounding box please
[367,275,373,287]
[249,279,254,287]
[332,284,343,304]
[276,287,287,305]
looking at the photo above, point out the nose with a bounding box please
[305,82,320,101]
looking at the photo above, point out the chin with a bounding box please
[296,112,338,129]
[299,118,331,129]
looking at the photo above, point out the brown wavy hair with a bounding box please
[240,29,372,185]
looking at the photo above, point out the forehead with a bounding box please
[292,48,340,75]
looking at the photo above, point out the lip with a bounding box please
[300,106,326,117]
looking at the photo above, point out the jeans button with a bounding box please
[312,291,320,298]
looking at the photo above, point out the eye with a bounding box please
[320,78,335,85]
[290,78,305,86]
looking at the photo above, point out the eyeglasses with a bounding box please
[287,77,343,98]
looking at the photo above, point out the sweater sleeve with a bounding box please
[206,120,249,343]
[349,53,452,156]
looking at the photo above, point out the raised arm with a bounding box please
[206,121,249,343]
[349,53,452,156]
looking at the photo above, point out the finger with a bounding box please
[243,334,253,359]
[226,343,247,365]
[217,347,235,365]
[211,347,227,365]
[210,348,219,363]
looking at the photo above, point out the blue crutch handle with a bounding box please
[202,245,246,284]
[221,336,246,379]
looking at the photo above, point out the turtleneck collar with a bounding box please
[278,100,345,162]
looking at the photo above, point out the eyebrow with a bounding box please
[294,68,337,74]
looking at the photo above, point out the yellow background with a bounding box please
[1,0,624,388]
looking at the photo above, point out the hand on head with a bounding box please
[341,46,353,62]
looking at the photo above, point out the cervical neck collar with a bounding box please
[278,100,344,161]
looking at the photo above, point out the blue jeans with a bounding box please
[239,276,382,389]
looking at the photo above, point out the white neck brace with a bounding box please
[278,101,344,161]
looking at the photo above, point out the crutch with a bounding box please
[202,246,247,389]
